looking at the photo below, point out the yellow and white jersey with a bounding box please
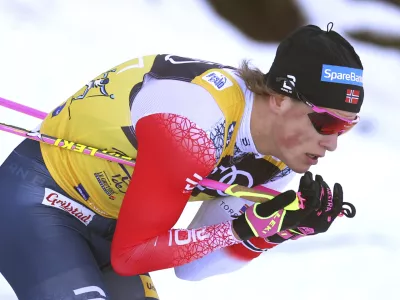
[39,54,289,219]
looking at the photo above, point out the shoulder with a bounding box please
[131,76,224,131]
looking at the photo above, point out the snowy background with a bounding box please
[0,0,399,299]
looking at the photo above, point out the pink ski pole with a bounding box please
[0,97,47,119]
[0,97,280,200]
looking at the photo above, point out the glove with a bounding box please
[232,186,320,241]
[267,172,356,244]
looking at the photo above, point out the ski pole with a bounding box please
[0,121,279,202]
[1,97,354,218]
[0,96,47,119]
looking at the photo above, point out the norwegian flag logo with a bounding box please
[239,204,249,214]
[346,89,360,104]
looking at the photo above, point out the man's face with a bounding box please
[271,99,358,173]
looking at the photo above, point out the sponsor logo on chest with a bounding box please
[202,71,233,90]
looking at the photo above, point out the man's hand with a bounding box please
[232,184,320,241]
[267,172,356,243]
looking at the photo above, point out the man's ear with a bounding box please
[269,95,287,114]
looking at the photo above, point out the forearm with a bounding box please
[174,233,278,281]
[174,175,298,280]
[173,195,265,280]
[111,220,241,275]
[174,246,250,281]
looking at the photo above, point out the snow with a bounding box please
[0,0,399,299]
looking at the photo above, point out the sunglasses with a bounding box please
[275,78,360,135]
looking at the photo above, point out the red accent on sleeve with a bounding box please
[111,113,239,275]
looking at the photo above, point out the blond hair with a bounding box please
[235,60,280,97]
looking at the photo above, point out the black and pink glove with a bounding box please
[267,172,356,244]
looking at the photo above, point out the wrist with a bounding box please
[231,222,242,241]
[232,215,255,241]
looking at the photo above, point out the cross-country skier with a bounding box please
[0,23,362,300]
